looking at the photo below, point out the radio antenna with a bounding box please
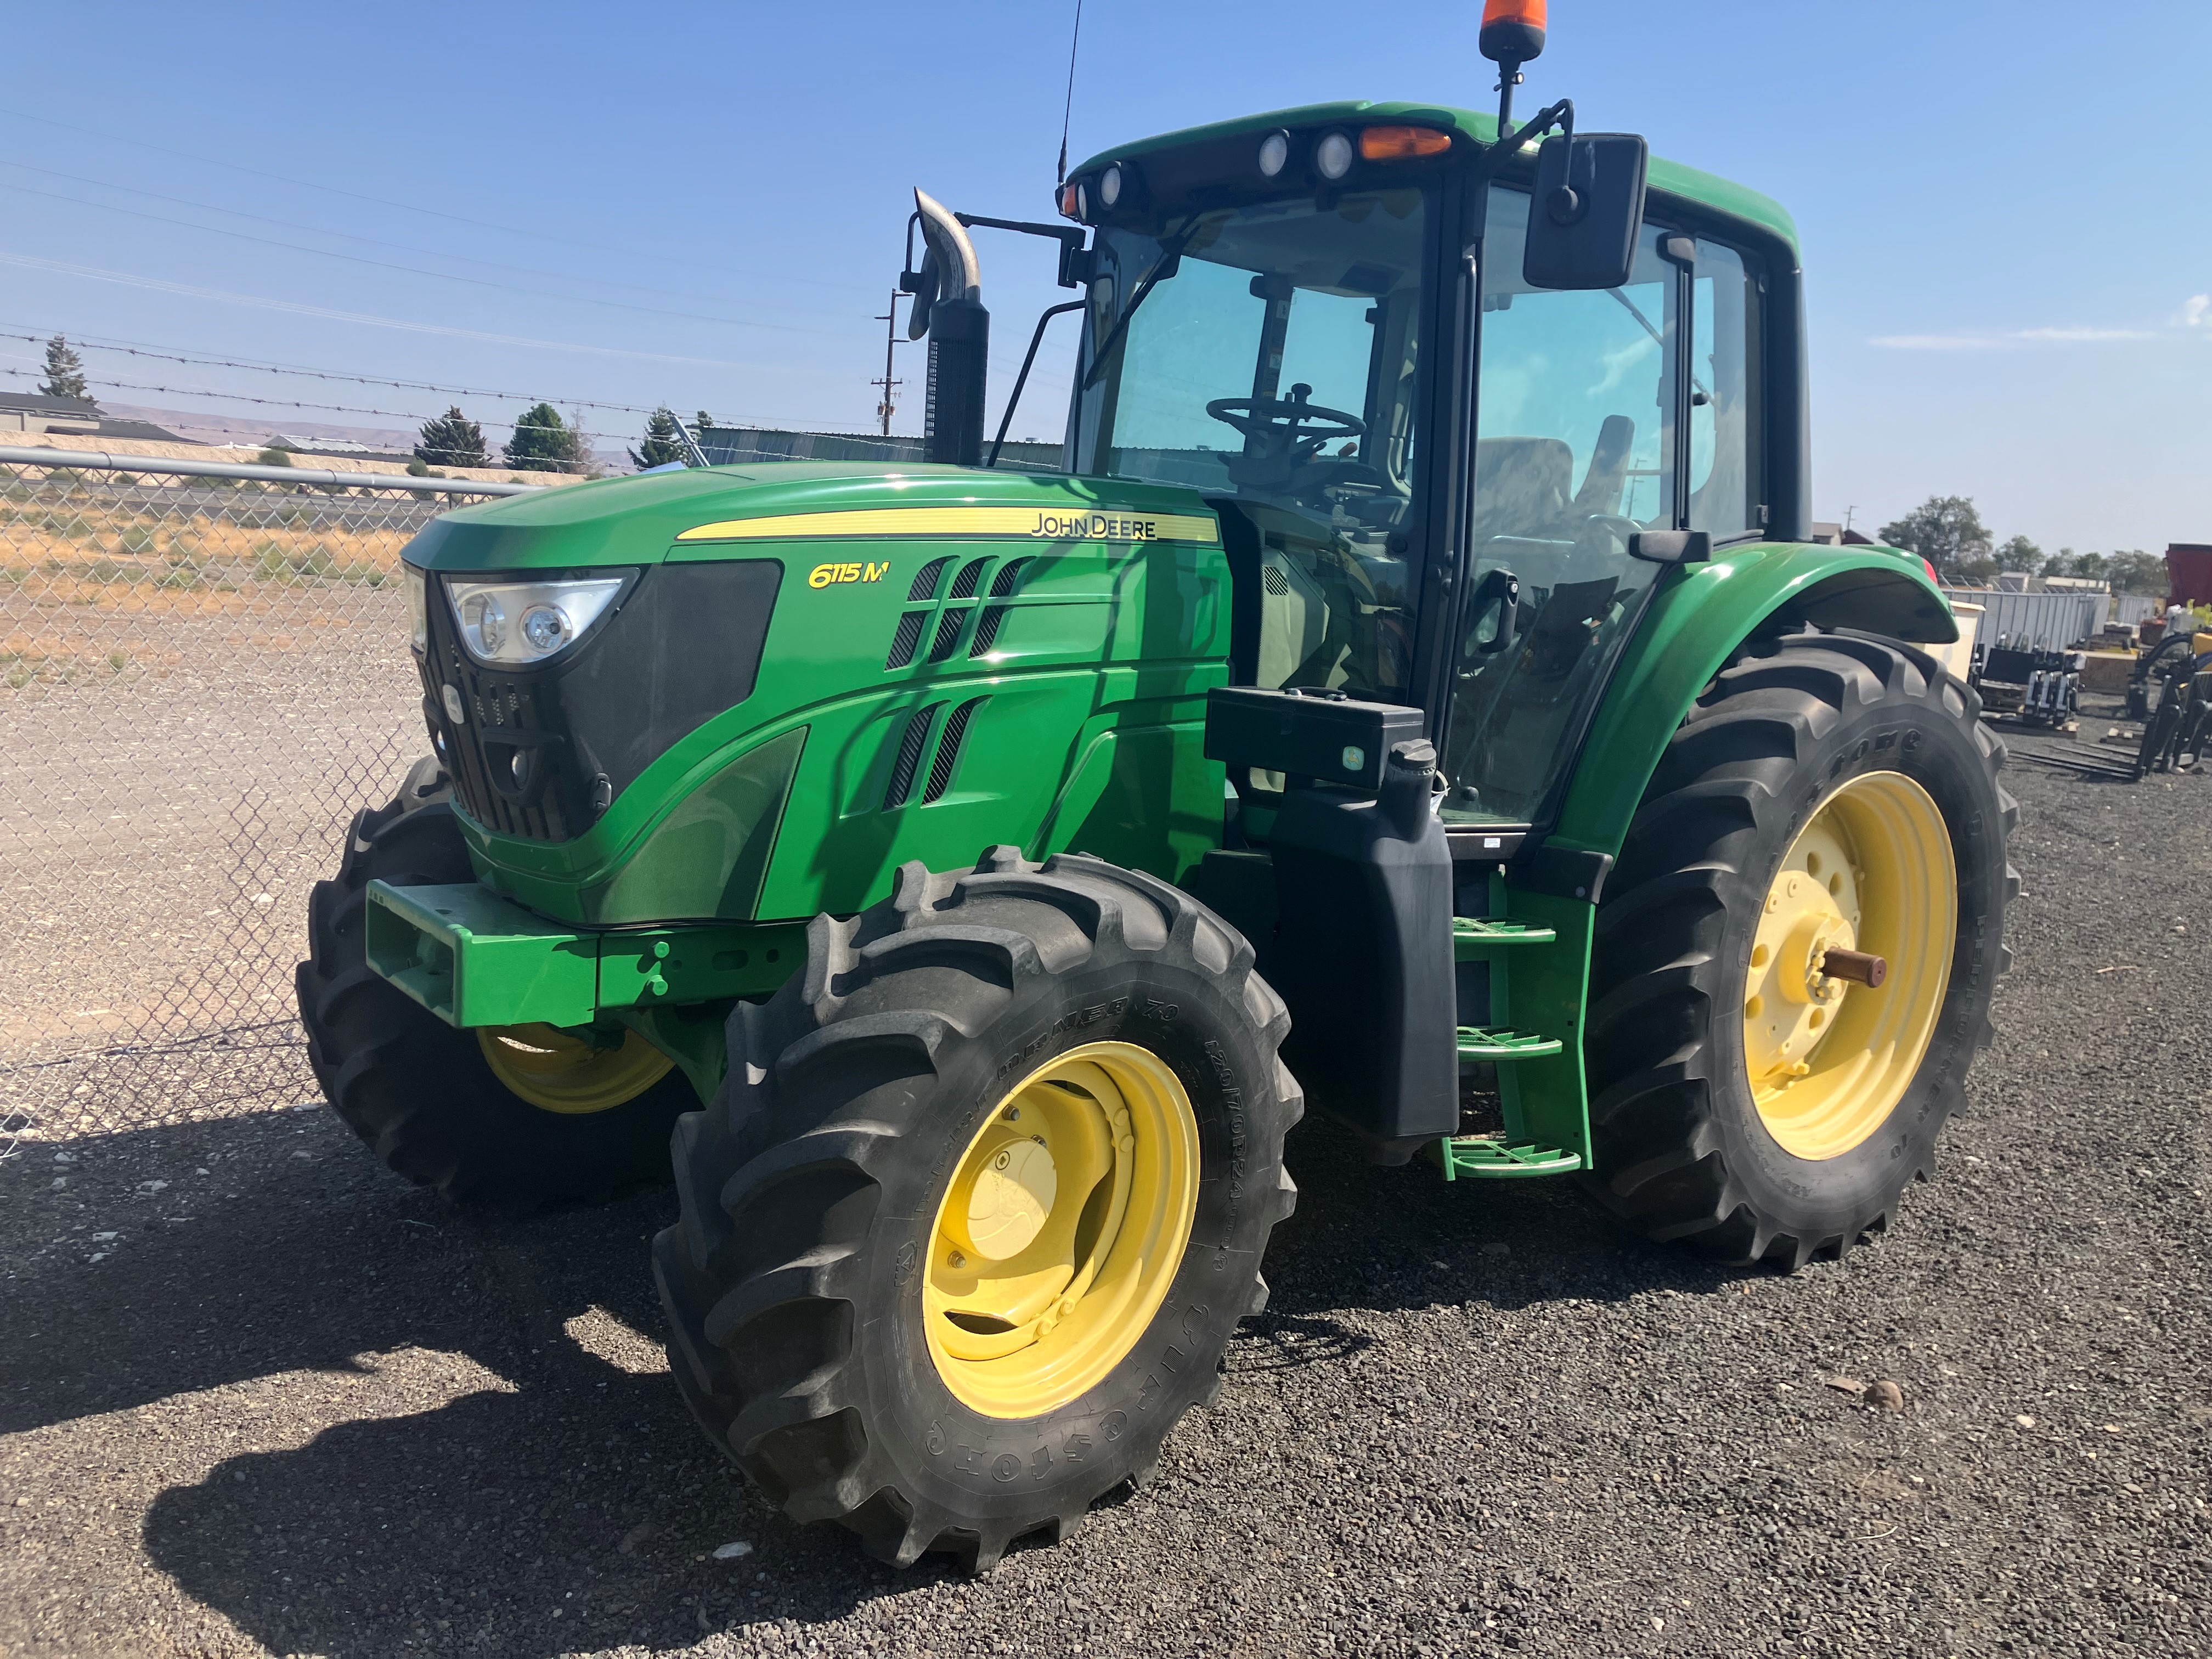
[1054,0,1085,184]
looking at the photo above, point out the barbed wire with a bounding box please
[0,325,953,438]
[0,365,641,447]
[0,326,672,413]
[4,324,1065,454]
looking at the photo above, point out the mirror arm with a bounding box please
[956,214,1093,289]
[986,301,1084,469]
[1480,97,1573,185]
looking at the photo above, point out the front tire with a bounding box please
[653,848,1300,1571]
[1585,630,2017,1268]
[295,758,698,1210]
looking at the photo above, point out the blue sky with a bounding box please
[2,1,2204,550]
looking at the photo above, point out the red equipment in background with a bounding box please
[2167,543,2212,607]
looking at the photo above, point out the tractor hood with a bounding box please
[402,461,1216,575]
[403,459,1234,932]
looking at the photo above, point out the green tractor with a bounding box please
[298,8,2013,1571]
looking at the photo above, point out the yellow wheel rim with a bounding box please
[923,1040,1199,1419]
[1743,771,1956,1161]
[477,1024,674,1115]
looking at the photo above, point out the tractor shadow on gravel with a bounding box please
[9,1102,1757,1654]
[1258,1114,1762,1323]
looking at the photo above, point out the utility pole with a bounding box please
[872,291,906,436]
[1843,504,1857,535]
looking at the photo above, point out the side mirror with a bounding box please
[1522,133,1649,291]
[1628,529,1711,565]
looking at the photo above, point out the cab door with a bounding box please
[1438,188,1726,830]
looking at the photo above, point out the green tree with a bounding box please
[1878,495,1994,584]
[630,407,689,470]
[501,403,581,472]
[416,406,487,468]
[2107,549,2166,595]
[1994,534,2043,575]
[38,335,92,402]
[695,409,715,431]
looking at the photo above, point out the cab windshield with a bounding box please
[1071,185,1433,696]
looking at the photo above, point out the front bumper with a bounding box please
[364,879,803,1029]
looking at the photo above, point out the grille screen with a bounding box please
[949,557,991,600]
[885,610,927,669]
[907,556,952,602]
[924,696,988,803]
[928,609,970,663]
[884,702,944,808]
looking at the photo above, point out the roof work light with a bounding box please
[1479,0,1547,65]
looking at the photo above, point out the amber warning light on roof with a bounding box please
[1359,126,1453,161]
[1479,0,1548,63]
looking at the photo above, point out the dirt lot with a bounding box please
[1,752,2207,1659]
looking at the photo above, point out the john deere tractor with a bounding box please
[298,5,2013,1570]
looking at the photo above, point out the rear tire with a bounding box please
[295,757,697,1211]
[653,848,1300,1571]
[1584,630,2017,1268]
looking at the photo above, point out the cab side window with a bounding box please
[1687,240,1762,541]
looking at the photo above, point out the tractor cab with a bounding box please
[927,86,1797,852]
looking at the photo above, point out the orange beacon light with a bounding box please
[1479,0,1547,65]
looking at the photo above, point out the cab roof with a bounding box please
[1073,100,1798,258]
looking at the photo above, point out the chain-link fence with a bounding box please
[0,447,541,1156]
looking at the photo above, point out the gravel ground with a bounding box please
[2,749,2207,1658]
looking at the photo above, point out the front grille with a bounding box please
[418,559,782,844]
[421,611,588,840]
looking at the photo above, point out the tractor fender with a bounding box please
[1547,545,1958,862]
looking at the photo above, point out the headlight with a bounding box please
[404,564,428,654]
[443,574,628,667]
[1099,163,1124,207]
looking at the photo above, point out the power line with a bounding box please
[0,101,879,291]
[0,179,845,338]
[0,159,865,319]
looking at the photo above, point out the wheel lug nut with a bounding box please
[948,1250,966,1268]
[1003,1107,1020,1122]
[992,1150,1011,1171]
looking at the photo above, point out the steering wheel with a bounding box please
[1206,384,1366,449]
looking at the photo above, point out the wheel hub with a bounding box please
[1741,771,1957,1160]
[923,1041,1198,1418]
[477,1024,673,1114]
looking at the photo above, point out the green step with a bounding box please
[1452,916,1558,960]
[1456,1025,1565,1061]
[1436,1136,1585,1180]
